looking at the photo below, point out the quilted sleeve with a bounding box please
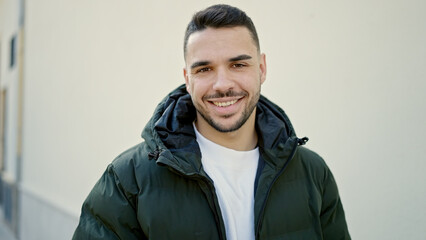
[320,168,351,240]
[72,164,145,240]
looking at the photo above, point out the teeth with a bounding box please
[213,100,238,107]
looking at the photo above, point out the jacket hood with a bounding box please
[141,84,300,175]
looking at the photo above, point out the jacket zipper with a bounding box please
[196,175,227,240]
[255,139,299,239]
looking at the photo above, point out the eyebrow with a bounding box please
[190,54,253,70]
[190,61,210,70]
[229,54,252,62]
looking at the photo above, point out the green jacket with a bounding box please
[73,85,350,240]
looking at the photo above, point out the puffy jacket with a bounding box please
[73,85,351,240]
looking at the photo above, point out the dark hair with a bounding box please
[183,4,260,58]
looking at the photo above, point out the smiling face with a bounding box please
[184,26,267,134]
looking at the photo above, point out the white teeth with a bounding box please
[213,100,238,107]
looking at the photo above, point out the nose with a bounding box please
[212,67,234,92]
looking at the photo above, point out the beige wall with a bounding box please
[21,0,426,239]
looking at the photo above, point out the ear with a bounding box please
[183,67,191,93]
[259,53,267,84]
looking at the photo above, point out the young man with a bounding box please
[73,4,350,240]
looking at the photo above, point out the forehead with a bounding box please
[186,27,258,63]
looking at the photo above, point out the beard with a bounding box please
[194,86,261,133]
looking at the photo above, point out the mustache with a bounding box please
[203,90,247,100]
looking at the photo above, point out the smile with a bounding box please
[212,99,238,107]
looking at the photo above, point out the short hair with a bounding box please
[183,4,260,58]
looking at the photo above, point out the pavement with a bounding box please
[0,218,16,240]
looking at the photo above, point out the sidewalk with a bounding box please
[0,219,16,240]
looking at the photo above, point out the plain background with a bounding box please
[1,0,425,239]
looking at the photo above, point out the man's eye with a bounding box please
[232,63,246,68]
[197,67,211,73]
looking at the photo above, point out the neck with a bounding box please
[195,111,258,151]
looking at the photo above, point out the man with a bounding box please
[73,4,350,240]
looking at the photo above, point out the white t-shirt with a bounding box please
[194,125,259,240]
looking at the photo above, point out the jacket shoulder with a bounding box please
[107,142,154,195]
[294,146,328,168]
[112,141,157,171]
[292,146,333,185]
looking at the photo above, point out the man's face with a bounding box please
[184,26,267,133]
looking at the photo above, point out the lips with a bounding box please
[204,91,247,113]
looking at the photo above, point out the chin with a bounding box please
[209,116,248,133]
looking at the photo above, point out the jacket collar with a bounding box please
[141,84,299,175]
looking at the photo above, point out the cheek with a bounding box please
[188,79,208,97]
[185,83,192,95]
[185,78,198,96]
[239,78,258,92]
[186,84,202,104]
